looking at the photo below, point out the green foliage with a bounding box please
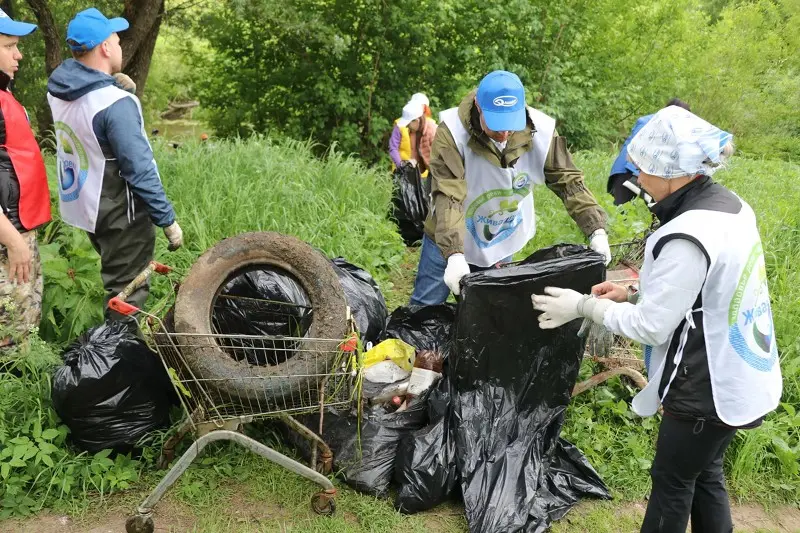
[38,223,105,344]
[188,0,799,163]
[0,338,141,517]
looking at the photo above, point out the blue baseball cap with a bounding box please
[66,8,129,51]
[476,70,527,132]
[0,8,37,37]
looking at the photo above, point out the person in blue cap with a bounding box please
[46,7,183,324]
[607,98,691,205]
[409,70,610,305]
[0,7,52,345]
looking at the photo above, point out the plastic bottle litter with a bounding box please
[407,349,444,397]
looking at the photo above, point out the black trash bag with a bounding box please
[383,304,456,351]
[287,398,429,498]
[212,266,313,365]
[394,376,460,513]
[52,321,175,453]
[331,258,388,346]
[391,163,429,246]
[451,244,611,533]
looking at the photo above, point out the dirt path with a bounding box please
[7,497,800,533]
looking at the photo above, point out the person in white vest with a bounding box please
[409,70,610,305]
[532,106,782,532]
[46,8,183,324]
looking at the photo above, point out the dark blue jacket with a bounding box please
[47,59,175,227]
[609,114,653,178]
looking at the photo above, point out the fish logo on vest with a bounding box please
[492,96,518,108]
[728,242,778,372]
[466,173,531,249]
[54,122,88,203]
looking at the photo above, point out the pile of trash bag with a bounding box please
[212,267,314,365]
[391,163,429,246]
[285,305,455,496]
[450,245,611,531]
[332,258,388,346]
[297,246,611,532]
[52,321,176,453]
[211,259,388,364]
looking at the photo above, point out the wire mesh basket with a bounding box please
[113,261,358,532]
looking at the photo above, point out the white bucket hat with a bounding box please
[397,101,424,128]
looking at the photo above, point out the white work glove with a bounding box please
[163,221,183,251]
[531,287,613,330]
[589,229,612,266]
[443,253,470,296]
[406,159,418,168]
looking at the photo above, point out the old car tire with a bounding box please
[173,232,348,402]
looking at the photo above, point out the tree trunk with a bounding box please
[25,0,62,139]
[120,0,165,98]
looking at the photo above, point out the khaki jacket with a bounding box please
[424,90,607,258]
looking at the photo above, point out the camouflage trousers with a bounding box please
[0,231,43,340]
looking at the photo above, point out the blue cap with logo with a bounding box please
[0,8,37,37]
[67,8,129,51]
[476,70,527,132]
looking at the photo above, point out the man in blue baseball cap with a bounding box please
[46,7,183,326]
[409,70,611,305]
[0,7,52,345]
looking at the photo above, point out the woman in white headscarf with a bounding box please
[531,106,782,533]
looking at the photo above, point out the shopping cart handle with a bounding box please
[108,297,139,316]
[112,261,172,307]
[152,261,172,275]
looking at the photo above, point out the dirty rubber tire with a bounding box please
[173,232,348,402]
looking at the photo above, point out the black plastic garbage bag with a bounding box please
[288,398,429,497]
[332,258,388,346]
[212,267,313,365]
[451,244,611,532]
[52,321,175,453]
[394,376,459,513]
[391,163,429,246]
[383,304,455,351]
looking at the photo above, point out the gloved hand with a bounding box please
[589,228,612,266]
[163,221,183,251]
[531,287,613,329]
[113,72,136,94]
[443,253,470,296]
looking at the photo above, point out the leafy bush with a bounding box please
[0,339,142,517]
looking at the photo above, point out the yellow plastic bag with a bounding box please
[361,339,416,372]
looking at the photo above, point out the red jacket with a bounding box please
[0,72,50,232]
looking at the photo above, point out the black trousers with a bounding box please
[88,208,156,323]
[641,415,737,533]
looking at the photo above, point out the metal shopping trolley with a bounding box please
[113,262,360,533]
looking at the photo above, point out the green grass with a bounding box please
[3,139,799,530]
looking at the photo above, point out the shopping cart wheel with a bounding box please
[125,513,154,533]
[310,491,336,516]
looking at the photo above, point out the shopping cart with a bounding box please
[114,262,360,533]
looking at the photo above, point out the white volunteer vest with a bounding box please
[632,201,782,426]
[440,107,555,267]
[48,85,144,233]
